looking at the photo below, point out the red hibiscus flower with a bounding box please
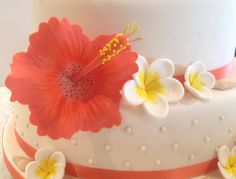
[6,17,138,139]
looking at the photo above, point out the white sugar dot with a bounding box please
[228,128,233,133]
[124,126,133,134]
[159,126,167,133]
[24,122,29,129]
[34,142,39,148]
[191,119,198,125]
[204,136,210,143]
[104,144,111,151]
[71,138,78,146]
[155,160,161,165]
[219,115,225,121]
[124,160,131,168]
[189,154,195,161]
[172,143,179,149]
[87,158,94,165]
[140,146,147,152]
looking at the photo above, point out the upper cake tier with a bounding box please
[31,0,236,71]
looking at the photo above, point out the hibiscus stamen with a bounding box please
[73,23,141,81]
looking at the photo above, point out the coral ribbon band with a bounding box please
[3,150,24,179]
[14,129,217,179]
[175,60,234,83]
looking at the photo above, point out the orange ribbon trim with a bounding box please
[14,129,218,179]
[174,60,234,83]
[3,150,24,179]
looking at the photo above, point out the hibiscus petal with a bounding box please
[5,53,50,105]
[143,95,169,118]
[123,80,146,105]
[50,152,66,167]
[147,58,175,78]
[28,17,89,69]
[25,161,39,179]
[159,78,184,103]
[184,82,213,100]
[133,55,149,88]
[218,146,231,167]
[199,72,216,89]
[35,148,54,162]
[218,162,233,179]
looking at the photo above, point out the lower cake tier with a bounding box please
[3,116,222,179]
[4,62,236,179]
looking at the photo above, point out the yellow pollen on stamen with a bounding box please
[99,34,129,64]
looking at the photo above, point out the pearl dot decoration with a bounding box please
[24,122,29,129]
[191,119,198,126]
[124,126,133,134]
[172,143,179,149]
[104,144,111,151]
[159,126,167,133]
[71,139,78,146]
[124,161,131,168]
[188,154,195,161]
[228,128,233,133]
[33,142,39,148]
[219,115,225,121]
[139,145,147,152]
[87,158,94,165]
[204,136,211,143]
[155,160,161,165]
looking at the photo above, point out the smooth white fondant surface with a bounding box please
[11,62,236,171]
[31,0,236,72]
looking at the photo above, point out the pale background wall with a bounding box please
[0,0,30,86]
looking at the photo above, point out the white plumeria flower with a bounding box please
[184,61,216,100]
[217,145,236,179]
[25,148,66,179]
[123,55,184,118]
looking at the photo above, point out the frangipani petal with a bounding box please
[50,152,66,167]
[231,146,236,157]
[134,55,149,88]
[160,78,184,103]
[218,162,233,179]
[123,80,146,105]
[35,148,54,162]
[143,95,169,118]
[184,83,213,100]
[184,65,193,83]
[25,162,39,179]
[199,72,216,89]
[190,61,206,73]
[218,145,231,167]
[52,163,66,179]
[147,58,175,79]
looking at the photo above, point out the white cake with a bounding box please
[2,0,236,179]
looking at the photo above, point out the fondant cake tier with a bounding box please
[31,0,236,71]
[2,1,236,179]
[2,62,235,178]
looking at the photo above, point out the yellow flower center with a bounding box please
[135,71,165,103]
[189,72,206,91]
[225,156,236,177]
[35,157,58,179]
